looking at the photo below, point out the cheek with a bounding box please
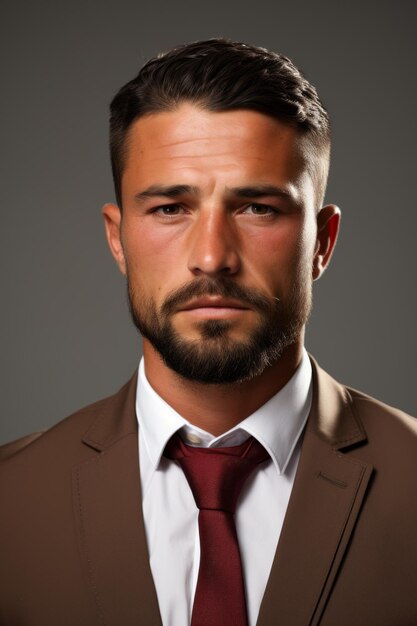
[122,220,176,272]
[122,220,187,302]
[244,221,311,286]
[246,223,315,294]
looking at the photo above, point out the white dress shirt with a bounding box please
[136,349,312,626]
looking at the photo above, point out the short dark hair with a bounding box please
[110,38,330,208]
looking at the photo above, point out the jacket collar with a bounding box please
[80,356,367,453]
[309,354,367,449]
[81,373,139,452]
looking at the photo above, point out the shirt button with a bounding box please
[187,432,202,445]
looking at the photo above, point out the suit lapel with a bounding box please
[257,358,374,626]
[72,375,162,625]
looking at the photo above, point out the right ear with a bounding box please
[102,203,127,275]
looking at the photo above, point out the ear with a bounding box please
[102,203,127,275]
[312,204,341,280]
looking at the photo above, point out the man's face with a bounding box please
[104,104,337,384]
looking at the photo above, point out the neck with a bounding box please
[142,338,304,436]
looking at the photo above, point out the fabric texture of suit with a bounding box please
[1,356,417,626]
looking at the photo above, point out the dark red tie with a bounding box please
[165,433,269,626]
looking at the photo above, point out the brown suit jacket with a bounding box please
[1,357,417,625]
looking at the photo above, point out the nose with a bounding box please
[187,210,241,277]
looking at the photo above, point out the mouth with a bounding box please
[178,296,251,319]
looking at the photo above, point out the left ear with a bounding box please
[102,202,127,275]
[312,204,341,280]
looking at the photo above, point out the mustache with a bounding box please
[161,277,279,316]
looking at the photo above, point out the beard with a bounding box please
[127,271,312,385]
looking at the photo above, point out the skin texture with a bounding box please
[103,104,340,435]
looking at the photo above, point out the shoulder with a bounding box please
[347,385,417,436]
[317,378,417,486]
[0,431,46,461]
[310,355,417,466]
[0,373,137,466]
[312,354,417,439]
[345,386,417,469]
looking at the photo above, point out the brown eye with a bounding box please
[157,204,183,215]
[246,204,276,215]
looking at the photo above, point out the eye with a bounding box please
[154,203,184,216]
[243,203,278,216]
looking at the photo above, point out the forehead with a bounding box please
[121,104,313,198]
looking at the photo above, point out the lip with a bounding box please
[179,297,250,311]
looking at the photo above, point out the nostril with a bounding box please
[189,254,240,277]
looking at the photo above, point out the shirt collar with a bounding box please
[136,348,312,476]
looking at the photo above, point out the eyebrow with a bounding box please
[134,184,199,201]
[230,185,293,199]
[134,183,293,202]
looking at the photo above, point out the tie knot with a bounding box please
[165,434,269,513]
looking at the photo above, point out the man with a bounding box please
[1,39,416,626]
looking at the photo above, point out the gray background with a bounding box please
[1,0,416,444]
